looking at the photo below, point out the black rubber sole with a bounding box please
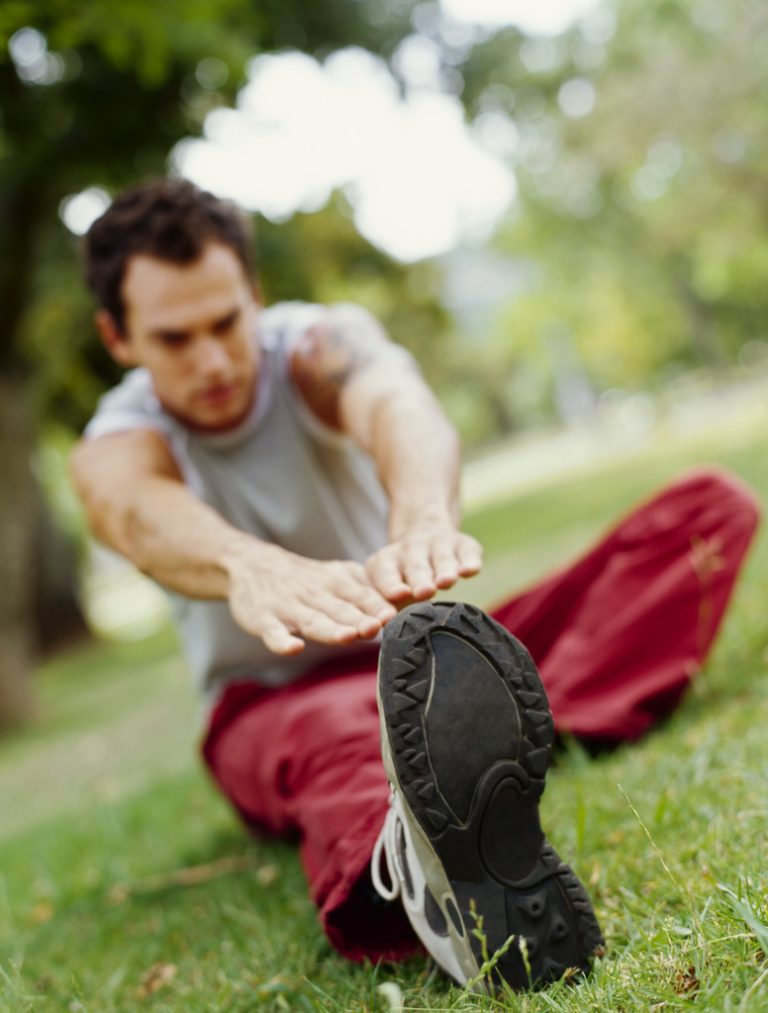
[378,601,605,991]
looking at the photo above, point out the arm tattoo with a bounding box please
[293,317,384,428]
[317,322,378,387]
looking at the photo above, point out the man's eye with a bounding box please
[212,312,239,335]
[159,333,188,348]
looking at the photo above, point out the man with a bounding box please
[72,179,759,992]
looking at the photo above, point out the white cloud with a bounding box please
[176,48,515,261]
[59,187,110,235]
[439,0,602,34]
[557,77,596,118]
[354,92,514,259]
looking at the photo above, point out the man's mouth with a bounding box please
[198,382,238,405]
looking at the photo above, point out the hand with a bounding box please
[227,544,397,655]
[365,523,483,604]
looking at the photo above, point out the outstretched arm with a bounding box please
[291,303,482,603]
[70,429,395,654]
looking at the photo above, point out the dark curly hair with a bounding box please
[84,178,253,333]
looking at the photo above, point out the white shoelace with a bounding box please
[371,804,401,902]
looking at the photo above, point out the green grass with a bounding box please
[2,417,768,1012]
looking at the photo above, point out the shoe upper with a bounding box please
[371,793,480,987]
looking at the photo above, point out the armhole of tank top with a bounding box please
[85,369,181,459]
[83,413,169,442]
[83,416,204,497]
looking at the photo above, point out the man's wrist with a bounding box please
[221,533,285,587]
[388,501,459,541]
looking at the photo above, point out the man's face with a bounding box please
[109,242,260,431]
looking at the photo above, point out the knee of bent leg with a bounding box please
[674,466,761,533]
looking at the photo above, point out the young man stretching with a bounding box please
[71,179,758,991]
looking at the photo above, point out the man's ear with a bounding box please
[94,309,138,367]
[249,276,263,307]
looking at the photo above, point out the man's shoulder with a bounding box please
[259,301,327,349]
[84,368,169,440]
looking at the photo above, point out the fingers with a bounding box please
[429,532,483,587]
[231,537,481,655]
[430,538,461,589]
[233,556,399,654]
[256,605,362,654]
[401,540,438,600]
[367,541,437,602]
[333,563,398,622]
[257,614,306,655]
[287,604,361,645]
[428,532,483,587]
[306,590,389,639]
[365,550,412,603]
[456,533,483,577]
[367,530,483,602]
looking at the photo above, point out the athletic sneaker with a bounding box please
[371,601,604,992]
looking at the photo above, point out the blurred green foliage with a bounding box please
[466,0,768,411]
[0,0,423,719]
[4,0,768,434]
[3,0,768,712]
[0,0,418,420]
[256,195,453,399]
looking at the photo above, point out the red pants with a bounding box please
[202,468,759,962]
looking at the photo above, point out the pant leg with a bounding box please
[201,466,759,962]
[202,655,419,963]
[491,467,760,741]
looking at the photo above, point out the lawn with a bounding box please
[1,416,767,1012]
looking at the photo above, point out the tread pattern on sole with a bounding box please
[379,601,605,991]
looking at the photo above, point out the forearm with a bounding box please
[96,474,264,599]
[294,303,462,538]
[289,304,481,602]
[72,430,395,654]
[361,385,482,602]
[370,387,462,539]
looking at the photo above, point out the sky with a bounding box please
[440,0,603,33]
[62,0,604,261]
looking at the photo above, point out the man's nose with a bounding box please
[196,335,230,376]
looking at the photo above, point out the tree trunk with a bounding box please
[31,497,90,656]
[0,376,37,727]
[0,163,52,726]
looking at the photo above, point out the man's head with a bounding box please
[85,179,261,431]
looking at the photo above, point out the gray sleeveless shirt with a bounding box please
[85,302,392,702]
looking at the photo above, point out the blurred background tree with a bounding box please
[464,0,768,401]
[3,0,768,727]
[0,0,419,726]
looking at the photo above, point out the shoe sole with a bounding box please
[378,601,605,991]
